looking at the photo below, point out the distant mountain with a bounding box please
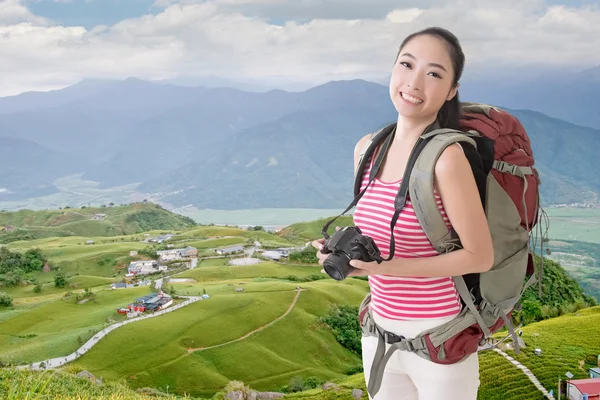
[0,76,599,209]
[138,105,395,208]
[139,99,600,209]
[0,79,118,114]
[460,65,600,129]
[0,136,88,200]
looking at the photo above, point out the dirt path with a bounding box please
[492,348,554,399]
[16,296,202,371]
[186,289,303,353]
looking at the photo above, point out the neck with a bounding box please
[393,114,438,145]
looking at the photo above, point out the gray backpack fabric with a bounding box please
[354,103,548,398]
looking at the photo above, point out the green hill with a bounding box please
[4,306,599,400]
[1,212,599,400]
[0,202,197,244]
[0,368,188,400]
[277,215,355,242]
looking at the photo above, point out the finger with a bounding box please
[321,269,326,274]
[335,226,341,231]
[311,240,324,250]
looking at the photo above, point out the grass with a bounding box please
[0,287,151,365]
[3,275,115,301]
[277,215,355,242]
[503,306,600,397]
[67,279,368,398]
[0,368,192,400]
[177,261,323,282]
[172,226,298,247]
[2,206,600,400]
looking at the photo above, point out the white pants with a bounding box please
[361,312,480,400]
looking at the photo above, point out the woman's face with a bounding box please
[389,34,459,123]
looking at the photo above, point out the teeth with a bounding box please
[401,92,423,104]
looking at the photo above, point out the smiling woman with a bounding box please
[312,27,491,400]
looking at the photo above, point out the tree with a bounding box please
[54,272,67,288]
[288,376,304,392]
[0,292,13,307]
[520,300,543,324]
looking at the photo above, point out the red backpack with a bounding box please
[354,103,547,398]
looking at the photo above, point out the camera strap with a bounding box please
[383,135,433,260]
[321,126,396,239]
[321,120,440,259]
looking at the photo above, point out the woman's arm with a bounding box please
[349,143,494,278]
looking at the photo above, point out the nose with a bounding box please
[407,83,419,91]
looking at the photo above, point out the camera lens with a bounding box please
[323,254,353,281]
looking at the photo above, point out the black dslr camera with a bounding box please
[320,226,383,281]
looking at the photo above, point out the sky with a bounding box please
[1,0,599,96]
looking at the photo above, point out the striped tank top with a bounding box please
[353,147,462,320]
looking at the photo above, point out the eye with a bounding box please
[399,61,411,68]
[428,71,442,79]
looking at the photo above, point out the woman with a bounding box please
[312,27,493,399]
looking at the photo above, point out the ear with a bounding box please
[447,82,459,101]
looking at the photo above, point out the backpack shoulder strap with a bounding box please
[353,124,395,197]
[408,130,477,253]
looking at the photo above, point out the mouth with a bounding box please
[400,92,424,105]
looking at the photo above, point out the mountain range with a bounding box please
[0,73,599,209]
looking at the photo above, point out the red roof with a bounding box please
[569,378,600,397]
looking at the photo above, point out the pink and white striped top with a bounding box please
[353,148,462,320]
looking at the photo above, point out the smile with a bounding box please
[400,92,423,105]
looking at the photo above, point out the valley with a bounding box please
[0,204,599,400]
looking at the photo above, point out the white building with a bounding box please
[128,260,167,275]
[216,245,245,255]
[156,246,198,261]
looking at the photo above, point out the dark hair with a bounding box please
[396,27,465,130]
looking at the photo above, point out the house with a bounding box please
[178,246,198,258]
[110,282,127,290]
[156,246,198,261]
[92,214,106,220]
[85,240,95,245]
[275,247,294,257]
[127,291,173,313]
[127,260,166,275]
[216,245,244,255]
[150,234,174,243]
[566,378,600,399]
[591,368,600,379]
[3,225,16,232]
[262,251,282,261]
[262,247,297,261]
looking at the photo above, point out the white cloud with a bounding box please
[1,0,600,96]
[0,0,48,24]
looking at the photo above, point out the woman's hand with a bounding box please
[347,259,379,276]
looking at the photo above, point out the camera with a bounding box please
[320,226,383,281]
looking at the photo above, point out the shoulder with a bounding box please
[434,142,470,179]
[353,131,377,170]
[354,133,374,158]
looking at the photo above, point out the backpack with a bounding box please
[351,102,548,398]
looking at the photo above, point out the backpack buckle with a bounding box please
[384,331,405,344]
[481,301,501,317]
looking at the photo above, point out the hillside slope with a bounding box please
[0,202,196,243]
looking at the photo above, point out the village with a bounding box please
[107,230,305,319]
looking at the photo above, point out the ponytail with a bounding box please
[437,90,461,130]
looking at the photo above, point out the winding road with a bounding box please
[16,296,202,371]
